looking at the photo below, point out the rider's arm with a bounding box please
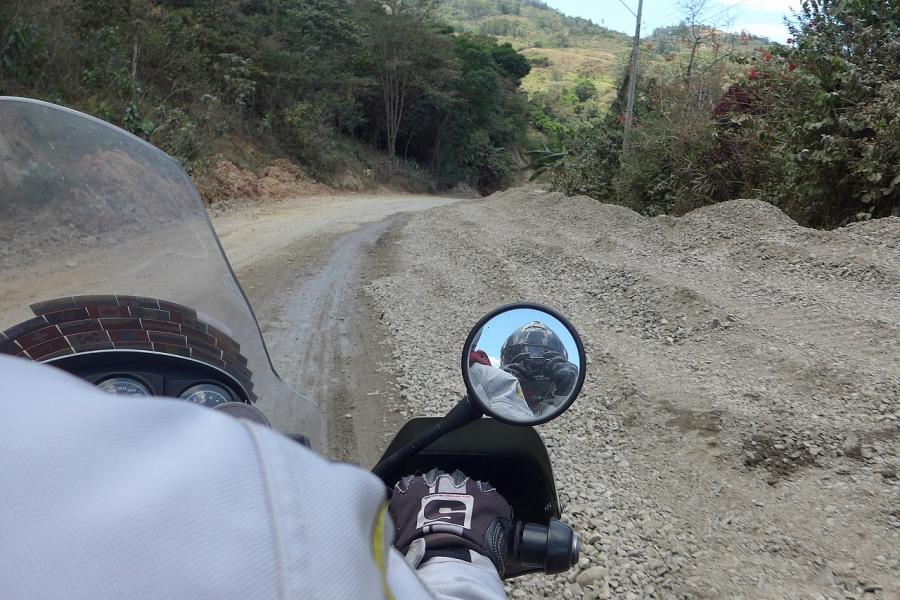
[388,549,506,600]
[417,553,507,600]
[0,355,503,600]
[470,362,533,420]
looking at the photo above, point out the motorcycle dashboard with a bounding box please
[48,350,268,422]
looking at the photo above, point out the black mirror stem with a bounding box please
[372,396,482,480]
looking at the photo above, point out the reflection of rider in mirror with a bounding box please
[467,350,535,421]
[500,322,578,417]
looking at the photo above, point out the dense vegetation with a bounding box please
[551,0,899,228]
[441,0,774,164]
[3,0,894,226]
[441,0,631,129]
[0,0,532,193]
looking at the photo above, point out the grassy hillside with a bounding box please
[439,0,631,114]
[439,0,775,124]
[440,0,621,47]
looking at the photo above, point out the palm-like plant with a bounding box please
[523,142,568,181]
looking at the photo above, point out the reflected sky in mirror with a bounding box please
[470,308,580,368]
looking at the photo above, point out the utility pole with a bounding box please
[622,0,643,155]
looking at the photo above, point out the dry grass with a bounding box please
[520,46,624,97]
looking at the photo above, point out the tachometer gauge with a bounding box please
[98,377,152,396]
[180,384,233,407]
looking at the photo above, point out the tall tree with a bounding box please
[677,0,733,82]
[368,0,436,158]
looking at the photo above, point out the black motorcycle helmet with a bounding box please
[500,322,566,403]
[500,321,567,366]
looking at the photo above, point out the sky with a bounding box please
[544,0,799,43]
[471,308,581,368]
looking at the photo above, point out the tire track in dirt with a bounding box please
[213,194,458,465]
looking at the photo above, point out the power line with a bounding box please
[702,0,752,28]
[641,5,689,32]
[646,4,685,25]
[616,0,637,18]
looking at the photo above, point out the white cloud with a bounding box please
[718,0,797,11]
[489,356,502,367]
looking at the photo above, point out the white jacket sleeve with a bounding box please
[387,549,507,600]
[0,355,507,600]
[416,553,507,600]
[468,362,533,421]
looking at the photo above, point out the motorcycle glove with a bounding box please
[389,468,513,577]
[543,352,578,395]
[500,361,530,383]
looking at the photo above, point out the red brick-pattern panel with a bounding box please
[59,320,103,335]
[3,316,51,341]
[27,337,72,360]
[87,305,131,319]
[1,295,255,399]
[140,319,181,334]
[30,297,79,315]
[44,308,90,325]
[16,325,62,349]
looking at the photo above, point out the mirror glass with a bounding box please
[464,307,582,424]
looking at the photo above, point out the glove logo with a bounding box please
[415,493,474,530]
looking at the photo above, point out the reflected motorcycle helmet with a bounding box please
[500,322,567,402]
[500,322,567,366]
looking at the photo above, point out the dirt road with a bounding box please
[214,188,899,599]
[365,189,899,600]
[212,194,457,464]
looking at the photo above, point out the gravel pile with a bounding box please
[365,188,900,599]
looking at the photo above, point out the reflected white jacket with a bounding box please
[468,362,534,421]
[0,355,505,600]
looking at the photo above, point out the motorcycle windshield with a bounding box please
[0,98,323,448]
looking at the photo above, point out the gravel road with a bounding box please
[215,188,898,599]
[363,188,900,600]
[213,193,457,462]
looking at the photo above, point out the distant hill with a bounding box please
[439,0,633,109]
[640,24,775,83]
[647,24,773,54]
[438,0,778,126]
[439,0,626,48]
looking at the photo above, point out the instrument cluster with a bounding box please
[44,349,267,423]
[96,376,236,408]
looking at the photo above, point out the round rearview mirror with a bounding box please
[462,303,585,425]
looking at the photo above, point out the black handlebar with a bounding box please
[509,519,580,576]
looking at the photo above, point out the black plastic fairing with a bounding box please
[377,417,561,523]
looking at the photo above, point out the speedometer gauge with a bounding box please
[180,384,233,407]
[98,377,152,396]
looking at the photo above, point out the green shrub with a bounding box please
[478,17,521,37]
[551,0,899,228]
[1,19,46,84]
[525,54,550,67]
[552,72,739,215]
[573,79,597,102]
[737,0,900,226]
[551,121,621,200]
